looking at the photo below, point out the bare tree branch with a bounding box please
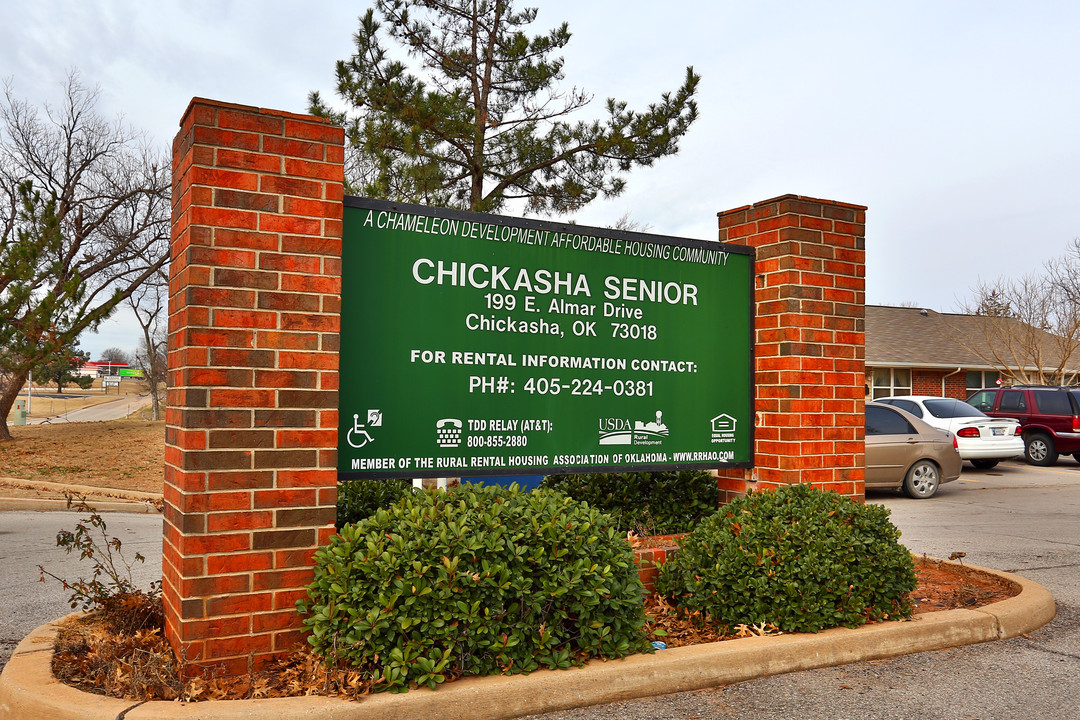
[128,268,167,421]
[0,71,169,439]
[952,242,1080,386]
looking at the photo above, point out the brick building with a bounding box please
[866,305,1080,400]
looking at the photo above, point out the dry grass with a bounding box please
[0,419,165,494]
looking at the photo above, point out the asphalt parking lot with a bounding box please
[2,460,1078,719]
[524,459,1080,720]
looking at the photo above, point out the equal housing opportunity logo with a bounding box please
[598,411,669,446]
[711,413,737,444]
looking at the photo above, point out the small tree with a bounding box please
[128,270,167,420]
[311,0,699,214]
[954,240,1080,385]
[32,342,92,393]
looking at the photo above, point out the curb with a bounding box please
[0,498,161,514]
[0,560,1055,720]
[0,477,163,514]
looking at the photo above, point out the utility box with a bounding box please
[13,398,27,426]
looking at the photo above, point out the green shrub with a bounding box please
[336,477,411,527]
[301,484,651,692]
[655,483,916,633]
[540,471,718,535]
[38,493,162,635]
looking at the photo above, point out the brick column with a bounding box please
[715,195,866,503]
[165,99,343,675]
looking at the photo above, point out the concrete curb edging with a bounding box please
[0,498,161,514]
[0,560,1056,720]
[0,477,163,513]
[966,566,1056,639]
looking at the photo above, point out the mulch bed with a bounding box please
[48,556,1018,702]
[909,556,1018,613]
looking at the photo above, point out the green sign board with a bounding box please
[339,198,754,479]
[118,368,143,377]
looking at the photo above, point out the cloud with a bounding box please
[3,0,1079,354]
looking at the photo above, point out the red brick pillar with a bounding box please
[165,99,343,675]
[715,195,866,503]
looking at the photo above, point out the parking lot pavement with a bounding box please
[523,460,1080,720]
[874,458,1080,581]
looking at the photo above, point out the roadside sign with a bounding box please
[338,198,755,479]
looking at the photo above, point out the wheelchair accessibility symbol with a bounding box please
[347,412,378,448]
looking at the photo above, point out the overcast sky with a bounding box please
[3,1,1079,360]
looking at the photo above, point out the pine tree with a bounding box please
[310,0,699,214]
[0,74,169,439]
[31,342,92,393]
[0,183,99,403]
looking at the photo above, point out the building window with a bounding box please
[871,368,911,399]
[966,371,1000,394]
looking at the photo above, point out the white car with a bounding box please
[876,395,1023,469]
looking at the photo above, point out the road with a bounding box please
[1,461,1078,719]
[0,510,162,670]
[26,394,151,424]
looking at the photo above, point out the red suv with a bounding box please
[967,386,1080,466]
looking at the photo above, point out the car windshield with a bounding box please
[923,398,987,419]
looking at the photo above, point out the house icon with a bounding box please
[711,414,737,433]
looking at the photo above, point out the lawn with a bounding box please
[0,419,165,494]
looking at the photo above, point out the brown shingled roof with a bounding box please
[866,305,1080,373]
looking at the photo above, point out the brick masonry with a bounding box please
[943,371,969,399]
[165,99,344,675]
[910,369,969,399]
[715,195,867,503]
[632,534,685,595]
[165,103,869,674]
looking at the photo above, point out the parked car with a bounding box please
[967,386,1080,466]
[875,395,1022,469]
[865,401,963,499]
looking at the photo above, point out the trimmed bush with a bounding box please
[301,484,651,692]
[540,470,718,534]
[336,477,411,528]
[655,483,916,633]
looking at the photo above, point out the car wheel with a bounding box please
[903,460,940,499]
[1024,433,1058,466]
[1073,453,1080,464]
[970,459,999,470]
